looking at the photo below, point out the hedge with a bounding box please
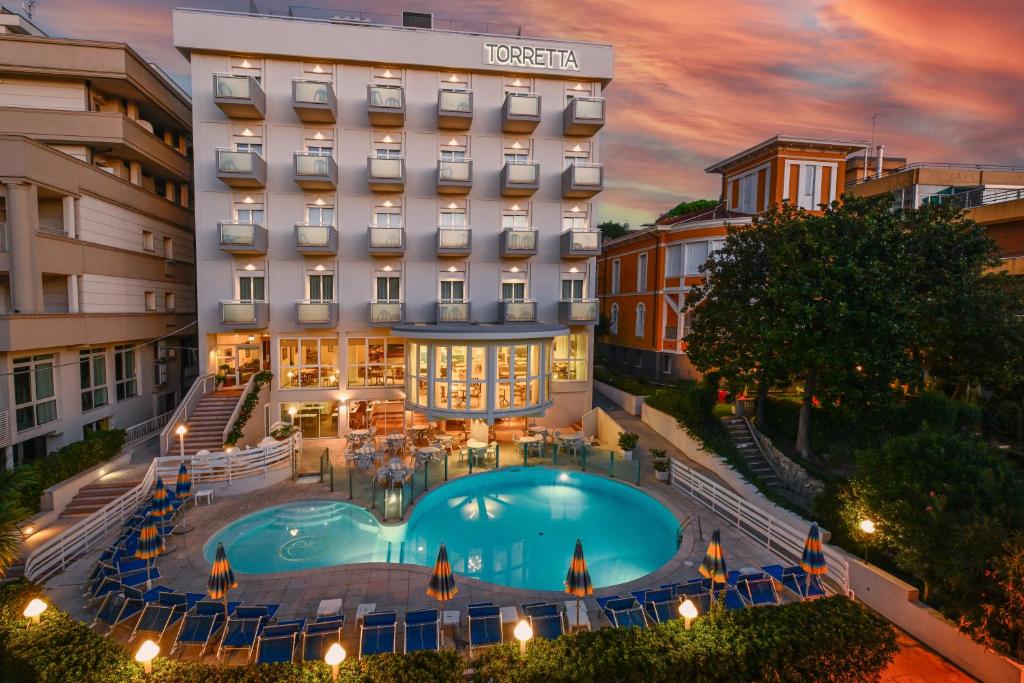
[1,582,897,683]
[20,429,126,513]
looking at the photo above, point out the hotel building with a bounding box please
[172,8,612,448]
[597,135,866,381]
[0,16,198,466]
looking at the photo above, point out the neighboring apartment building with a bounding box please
[597,135,866,381]
[0,20,197,467]
[173,8,612,446]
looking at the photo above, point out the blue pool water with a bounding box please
[203,468,680,590]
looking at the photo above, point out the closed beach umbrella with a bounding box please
[699,529,728,601]
[799,523,828,597]
[174,463,193,533]
[564,539,593,629]
[208,542,237,606]
[426,543,458,602]
[135,507,166,589]
[150,476,174,522]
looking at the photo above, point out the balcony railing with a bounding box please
[294,152,338,189]
[216,148,266,187]
[500,228,538,258]
[367,84,405,126]
[437,88,473,129]
[559,299,599,325]
[213,73,266,119]
[437,301,470,323]
[367,156,405,192]
[367,226,405,254]
[295,224,338,255]
[437,227,472,255]
[563,163,604,198]
[561,229,601,258]
[292,79,337,122]
[369,301,405,325]
[920,187,1024,209]
[501,161,539,196]
[296,300,338,326]
[221,300,269,328]
[564,96,606,136]
[502,92,541,133]
[437,159,472,193]
[218,221,267,254]
[499,300,537,323]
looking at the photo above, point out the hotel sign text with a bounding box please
[484,43,580,72]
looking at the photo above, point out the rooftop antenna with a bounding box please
[22,0,37,19]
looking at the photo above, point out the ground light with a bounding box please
[514,619,533,655]
[23,598,47,624]
[135,640,159,674]
[175,424,187,457]
[325,642,346,680]
[679,598,698,629]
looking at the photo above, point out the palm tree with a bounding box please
[0,467,35,577]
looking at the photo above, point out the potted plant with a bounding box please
[618,431,639,461]
[650,448,670,482]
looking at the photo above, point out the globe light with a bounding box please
[175,424,188,437]
[324,642,346,681]
[23,598,47,624]
[859,519,877,534]
[678,599,698,629]
[135,639,160,674]
[514,619,533,655]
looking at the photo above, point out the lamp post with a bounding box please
[288,405,298,426]
[859,519,877,564]
[678,599,698,630]
[514,619,533,656]
[135,639,159,674]
[23,598,47,625]
[175,424,187,458]
[324,642,346,681]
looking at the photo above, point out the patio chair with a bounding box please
[87,568,161,607]
[173,600,240,655]
[596,596,648,629]
[763,565,826,600]
[84,559,148,598]
[302,616,345,661]
[637,588,677,624]
[404,608,440,653]
[129,591,195,643]
[93,584,175,632]
[359,610,397,658]
[218,604,280,661]
[255,618,306,664]
[521,602,565,640]
[735,574,780,607]
[467,603,502,655]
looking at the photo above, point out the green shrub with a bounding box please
[617,432,639,451]
[224,371,273,447]
[19,429,126,513]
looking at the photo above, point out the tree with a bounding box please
[663,198,719,219]
[0,466,35,577]
[597,220,629,241]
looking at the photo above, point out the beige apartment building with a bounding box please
[0,16,197,466]
[172,8,612,448]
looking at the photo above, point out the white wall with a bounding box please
[79,274,195,314]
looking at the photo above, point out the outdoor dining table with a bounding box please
[415,446,441,464]
[408,425,430,446]
[518,434,543,458]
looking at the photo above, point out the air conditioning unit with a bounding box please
[402,11,432,28]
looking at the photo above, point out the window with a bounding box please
[347,336,404,387]
[662,355,673,374]
[235,141,263,155]
[665,244,683,277]
[496,343,543,409]
[502,281,526,301]
[637,253,648,292]
[440,207,466,227]
[635,303,646,338]
[144,291,156,311]
[553,333,587,381]
[280,401,339,439]
[800,164,819,211]
[611,259,620,293]
[738,172,757,213]
[83,417,111,439]
[80,348,108,411]
[373,204,402,227]
[308,273,334,302]
[502,203,529,229]
[164,292,175,311]
[375,275,400,302]
[114,344,137,401]
[13,355,56,432]
[238,274,265,302]
[279,337,339,389]
[561,278,584,300]
[684,241,709,275]
[609,304,619,335]
[440,279,465,302]
[142,230,154,252]
[235,201,264,224]
[307,205,334,225]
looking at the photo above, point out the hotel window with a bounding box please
[440,135,468,161]
[302,62,331,78]
[303,128,334,155]
[114,344,137,401]
[234,195,264,224]
[611,259,621,294]
[635,303,646,338]
[501,266,528,301]
[308,271,334,302]
[665,244,683,277]
[373,131,402,159]
[347,336,404,387]
[237,270,266,302]
[662,355,673,374]
[440,71,470,89]
[164,292,175,311]
[144,291,156,311]
[609,304,619,335]
[230,56,262,81]
[553,333,587,382]
[561,271,585,300]
[307,202,334,225]
[373,198,402,227]
[563,205,589,230]
[280,338,339,389]
[375,273,401,302]
[440,201,467,228]
[684,241,710,276]
[83,417,111,439]
[564,140,592,167]
[637,253,648,292]
[79,348,107,412]
[565,81,597,102]
[233,125,263,155]
[799,164,820,211]
[372,66,403,85]
[503,138,531,164]
[504,75,533,95]
[280,401,340,439]
[502,202,530,229]
[496,343,543,409]
[440,268,466,302]
[14,354,57,432]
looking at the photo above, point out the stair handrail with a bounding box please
[160,373,216,456]
[741,416,783,480]
[221,372,258,446]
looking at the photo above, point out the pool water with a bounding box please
[204,468,680,591]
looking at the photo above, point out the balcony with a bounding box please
[563,97,606,136]
[369,301,405,325]
[367,156,405,192]
[294,152,338,190]
[221,301,269,328]
[367,84,405,126]
[499,228,538,258]
[437,159,473,194]
[296,300,338,327]
[367,226,405,255]
[501,161,539,197]
[218,221,267,255]
[292,79,337,122]
[216,148,266,188]
[502,93,541,133]
[437,89,473,129]
[559,299,599,325]
[499,300,537,323]
[562,163,604,198]
[437,301,471,323]
[213,74,266,119]
[561,229,601,258]
[436,227,472,256]
[295,224,338,255]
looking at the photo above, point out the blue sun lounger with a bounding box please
[130,591,199,643]
[218,604,280,661]
[522,602,565,640]
[763,565,826,600]
[93,584,174,632]
[256,619,306,664]
[597,596,648,628]
[404,608,440,653]
[636,588,676,623]
[359,610,398,658]
[302,616,345,661]
[467,603,503,655]
[735,573,780,606]
[84,559,148,598]
[87,567,161,607]
[173,600,241,655]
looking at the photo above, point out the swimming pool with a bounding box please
[203,467,681,591]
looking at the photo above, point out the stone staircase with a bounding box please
[60,480,141,519]
[176,389,243,455]
[722,417,782,488]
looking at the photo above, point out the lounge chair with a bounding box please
[130,591,193,643]
[173,600,240,655]
[84,559,148,598]
[735,573,780,607]
[763,565,826,600]
[563,600,591,631]
[302,616,345,661]
[218,604,280,661]
[404,608,440,653]
[255,619,306,664]
[638,588,676,624]
[596,596,648,628]
[467,603,502,654]
[93,584,175,632]
[359,611,397,658]
[87,568,161,607]
[521,602,564,640]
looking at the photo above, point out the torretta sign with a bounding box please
[483,42,580,71]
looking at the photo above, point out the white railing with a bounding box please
[160,373,215,456]
[125,410,174,448]
[157,435,299,486]
[221,373,256,445]
[670,459,849,593]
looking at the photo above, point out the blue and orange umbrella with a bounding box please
[135,506,166,589]
[699,529,728,602]
[800,523,828,597]
[208,542,237,605]
[426,543,458,602]
[565,539,593,629]
[174,463,193,533]
[150,476,174,522]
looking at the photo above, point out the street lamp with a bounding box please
[23,598,47,624]
[175,424,187,458]
[324,642,346,681]
[859,518,877,564]
[513,619,533,656]
[678,599,698,629]
[135,639,159,674]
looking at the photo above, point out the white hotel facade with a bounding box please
[173,9,613,442]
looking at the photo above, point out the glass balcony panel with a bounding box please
[569,300,599,321]
[504,301,536,322]
[214,74,252,99]
[572,230,600,251]
[508,94,540,116]
[298,302,332,323]
[297,225,331,246]
[439,90,472,112]
[218,151,255,174]
[222,302,255,323]
[294,80,331,104]
[369,85,403,109]
[507,163,538,184]
[295,153,332,176]
[573,165,602,185]
[439,160,471,181]
[369,227,403,248]
[369,157,403,179]
[506,230,537,251]
[575,98,604,119]
[220,222,256,244]
[439,228,470,249]
[370,302,403,323]
[438,302,470,323]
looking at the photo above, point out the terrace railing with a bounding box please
[160,373,216,455]
[124,410,174,448]
[156,435,298,486]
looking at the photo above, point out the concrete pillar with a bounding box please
[62,194,76,238]
[164,181,176,203]
[5,182,41,313]
[129,161,142,186]
[178,183,189,208]
[67,274,79,313]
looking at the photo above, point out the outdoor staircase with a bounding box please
[60,480,141,519]
[722,417,782,488]
[176,389,243,455]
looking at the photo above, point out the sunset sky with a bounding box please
[29,0,1024,224]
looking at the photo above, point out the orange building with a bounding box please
[597,135,866,381]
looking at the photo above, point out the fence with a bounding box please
[155,435,299,486]
[670,458,849,592]
[124,410,174,448]
[160,373,215,455]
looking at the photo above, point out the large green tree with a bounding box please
[597,220,629,241]
[663,198,719,219]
